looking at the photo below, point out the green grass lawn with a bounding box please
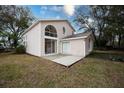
[0,50,124,88]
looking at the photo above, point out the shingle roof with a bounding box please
[63,31,92,39]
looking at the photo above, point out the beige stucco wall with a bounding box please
[61,39,86,57]
[85,35,93,56]
[40,21,74,39]
[23,20,75,56]
[23,23,41,57]
[70,39,86,56]
[61,35,94,57]
[40,21,74,55]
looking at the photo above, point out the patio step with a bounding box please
[52,56,83,67]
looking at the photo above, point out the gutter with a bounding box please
[61,36,88,41]
[62,32,92,41]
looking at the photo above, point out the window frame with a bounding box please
[45,25,57,37]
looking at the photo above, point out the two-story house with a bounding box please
[22,19,93,58]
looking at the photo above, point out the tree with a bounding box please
[74,6,96,45]
[0,5,35,48]
[74,5,109,47]
[74,5,124,49]
[91,6,109,47]
[104,6,124,48]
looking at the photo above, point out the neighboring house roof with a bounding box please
[22,19,75,35]
[62,31,92,40]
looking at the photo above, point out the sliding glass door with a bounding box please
[45,39,57,54]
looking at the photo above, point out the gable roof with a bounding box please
[62,31,92,40]
[22,19,75,35]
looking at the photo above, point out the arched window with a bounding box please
[45,25,57,37]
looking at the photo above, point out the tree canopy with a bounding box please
[74,5,124,49]
[0,5,35,48]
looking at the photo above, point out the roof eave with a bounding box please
[62,31,92,40]
[22,19,76,36]
[62,36,88,41]
[22,20,40,36]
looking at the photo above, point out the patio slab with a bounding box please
[43,54,83,67]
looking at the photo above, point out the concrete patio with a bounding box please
[42,54,83,67]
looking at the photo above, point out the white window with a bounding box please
[45,25,57,37]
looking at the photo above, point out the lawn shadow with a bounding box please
[87,50,124,62]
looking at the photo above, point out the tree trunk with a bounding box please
[13,39,18,48]
[98,30,102,47]
[118,34,121,48]
[112,36,115,48]
[91,30,98,46]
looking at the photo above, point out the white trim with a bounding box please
[88,38,93,52]
[62,41,70,54]
[62,36,87,41]
[62,31,92,41]
[44,53,58,56]
[44,36,58,40]
[44,38,58,55]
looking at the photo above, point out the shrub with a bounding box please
[98,39,107,47]
[111,56,124,62]
[15,45,26,54]
[0,44,5,53]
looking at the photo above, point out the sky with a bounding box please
[27,5,89,33]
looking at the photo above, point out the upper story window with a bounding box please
[63,27,66,34]
[45,25,57,37]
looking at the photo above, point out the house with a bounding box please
[22,19,93,58]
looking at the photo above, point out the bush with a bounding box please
[15,45,26,54]
[111,56,124,62]
[0,44,5,53]
[98,39,107,47]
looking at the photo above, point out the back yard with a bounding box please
[0,50,124,88]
